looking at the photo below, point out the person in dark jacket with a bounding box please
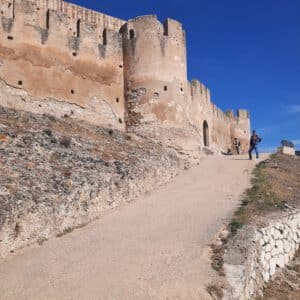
[248,130,262,160]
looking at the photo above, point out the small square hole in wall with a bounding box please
[18,80,23,86]
[119,65,123,68]
[72,52,77,57]
[7,36,13,40]
[71,90,75,94]
[119,118,123,124]
[1,11,4,15]
[180,87,183,92]
[116,98,119,103]
[164,86,168,91]
[129,29,135,39]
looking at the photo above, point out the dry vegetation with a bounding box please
[0,105,188,258]
[231,153,300,231]
[209,154,300,299]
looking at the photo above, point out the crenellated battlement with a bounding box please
[190,79,211,101]
[10,0,126,30]
[0,0,251,154]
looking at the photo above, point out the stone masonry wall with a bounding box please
[224,210,300,299]
[0,0,251,154]
[0,0,126,130]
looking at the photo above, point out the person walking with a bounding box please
[248,130,261,160]
[233,138,241,155]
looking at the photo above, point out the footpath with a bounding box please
[0,155,263,300]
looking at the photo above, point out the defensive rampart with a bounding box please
[0,0,251,153]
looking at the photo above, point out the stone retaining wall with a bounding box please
[224,210,300,299]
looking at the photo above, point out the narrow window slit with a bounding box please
[46,9,50,30]
[129,29,135,39]
[103,28,107,45]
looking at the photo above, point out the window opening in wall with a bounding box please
[119,65,123,68]
[129,29,135,39]
[76,19,81,38]
[180,87,183,92]
[203,120,209,147]
[12,0,15,19]
[103,28,107,45]
[116,98,119,103]
[46,9,50,30]
[7,36,13,40]
[71,89,75,94]
[164,86,167,91]
[72,52,77,57]
[163,21,168,36]
[18,80,23,86]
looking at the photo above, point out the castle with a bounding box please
[0,0,251,154]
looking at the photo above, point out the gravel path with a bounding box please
[0,155,261,300]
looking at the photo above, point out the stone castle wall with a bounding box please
[0,0,251,154]
[0,0,126,129]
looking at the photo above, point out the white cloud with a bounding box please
[292,139,300,145]
[287,105,300,113]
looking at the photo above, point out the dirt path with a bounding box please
[0,155,263,300]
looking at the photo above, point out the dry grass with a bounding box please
[210,153,300,298]
[230,153,300,232]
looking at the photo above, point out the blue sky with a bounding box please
[70,0,300,151]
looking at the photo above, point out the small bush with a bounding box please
[43,113,56,121]
[43,129,53,137]
[230,221,243,235]
[59,136,71,148]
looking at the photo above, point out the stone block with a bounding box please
[276,254,285,268]
[269,259,277,276]
[284,253,290,265]
[265,252,271,260]
[271,247,279,256]
[277,146,295,156]
[263,271,270,282]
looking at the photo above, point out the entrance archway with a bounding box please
[203,121,209,147]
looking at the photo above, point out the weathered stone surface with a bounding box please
[0,106,189,261]
[224,210,300,300]
[0,0,251,156]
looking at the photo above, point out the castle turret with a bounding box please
[120,15,188,128]
[228,109,251,153]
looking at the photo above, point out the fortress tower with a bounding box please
[226,109,251,153]
[120,16,189,128]
[0,0,251,155]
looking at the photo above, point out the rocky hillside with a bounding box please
[0,106,190,260]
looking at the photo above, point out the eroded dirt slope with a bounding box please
[0,105,188,260]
